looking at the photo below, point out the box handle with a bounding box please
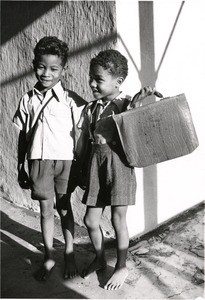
[154,91,163,98]
[131,89,163,107]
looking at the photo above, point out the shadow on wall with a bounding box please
[1,1,60,45]
[1,32,118,88]
[1,0,185,236]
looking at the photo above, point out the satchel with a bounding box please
[112,93,199,168]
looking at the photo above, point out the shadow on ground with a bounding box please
[1,209,91,299]
[1,198,204,299]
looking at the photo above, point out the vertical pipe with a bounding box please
[139,1,158,230]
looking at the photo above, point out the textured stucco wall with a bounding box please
[1,1,116,234]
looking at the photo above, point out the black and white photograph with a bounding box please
[1,0,205,299]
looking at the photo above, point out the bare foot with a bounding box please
[34,258,55,281]
[64,253,78,279]
[82,257,107,279]
[104,266,128,290]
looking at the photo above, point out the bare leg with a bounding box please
[56,193,78,279]
[104,206,129,290]
[35,199,55,281]
[83,206,107,278]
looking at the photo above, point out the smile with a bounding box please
[41,79,52,83]
[41,78,51,81]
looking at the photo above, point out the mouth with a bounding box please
[41,79,51,82]
[40,79,52,85]
[92,89,99,94]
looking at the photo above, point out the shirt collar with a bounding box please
[96,92,128,111]
[33,81,64,102]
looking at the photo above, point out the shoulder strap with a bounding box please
[89,101,98,136]
[27,94,54,142]
[89,100,98,114]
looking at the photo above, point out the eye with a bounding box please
[37,65,44,70]
[96,78,103,83]
[51,67,59,71]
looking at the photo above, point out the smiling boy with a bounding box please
[77,49,156,290]
[13,36,86,281]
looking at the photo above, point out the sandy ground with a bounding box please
[1,197,204,299]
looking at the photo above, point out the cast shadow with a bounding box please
[96,265,115,289]
[0,210,88,299]
[1,1,59,45]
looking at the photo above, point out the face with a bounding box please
[89,65,122,101]
[34,54,65,92]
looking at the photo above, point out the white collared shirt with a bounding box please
[13,81,86,160]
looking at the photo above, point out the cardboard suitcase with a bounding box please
[112,94,199,168]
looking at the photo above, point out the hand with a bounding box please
[131,86,163,107]
[18,167,30,189]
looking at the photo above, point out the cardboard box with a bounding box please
[113,94,199,167]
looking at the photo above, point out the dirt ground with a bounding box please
[1,197,204,299]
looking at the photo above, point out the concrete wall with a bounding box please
[1,1,116,234]
[116,0,205,237]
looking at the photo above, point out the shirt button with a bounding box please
[112,141,116,145]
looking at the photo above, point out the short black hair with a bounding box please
[33,36,69,67]
[90,49,128,79]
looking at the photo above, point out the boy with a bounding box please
[77,49,156,290]
[13,36,86,281]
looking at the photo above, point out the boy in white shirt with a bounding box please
[13,36,86,281]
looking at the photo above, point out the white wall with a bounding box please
[116,0,205,237]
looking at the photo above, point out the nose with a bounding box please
[42,68,50,76]
[89,78,96,88]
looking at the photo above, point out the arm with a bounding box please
[74,128,91,190]
[75,128,90,165]
[13,94,31,188]
[17,130,30,189]
[74,105,91,189]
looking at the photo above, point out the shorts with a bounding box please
[28,159,76,200]
[82,143,136,207]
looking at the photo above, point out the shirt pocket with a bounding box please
[47,102,71,119]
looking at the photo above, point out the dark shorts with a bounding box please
[28,160,76,200]
[82,144,136,207]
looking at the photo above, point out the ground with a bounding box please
[1,197,204,299]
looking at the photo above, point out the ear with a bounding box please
[63,64,68,71]
[116,76,124,87]
[62,64,68,76]
[62,68,65,75]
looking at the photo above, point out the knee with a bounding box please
[56,205,73,219]
[112,213,126,231]
[111,214,120,229]
[56,196,72,218]
[84,214,97,230]
[83,214,90,229]
[40,206,54,220]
